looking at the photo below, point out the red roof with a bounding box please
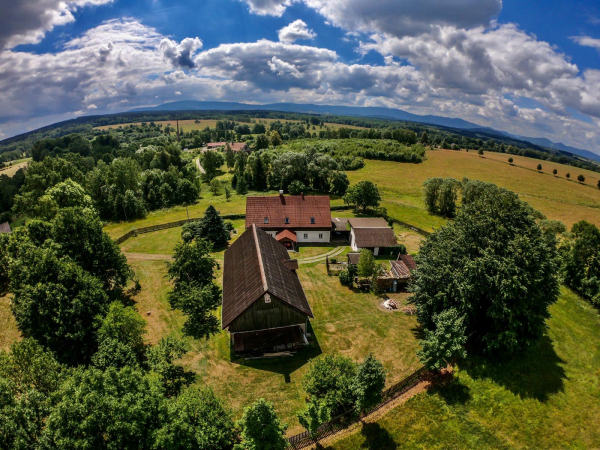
[246,195,331,229]
[276,229,297,242]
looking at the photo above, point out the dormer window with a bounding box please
[285,217,290,224]
[310,217,315,224]
[264,217,269,224]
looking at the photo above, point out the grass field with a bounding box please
[0,158,30,177]
[0,294,20,351]
[95,118,367,133]
[346,149,600,231]
[327,287,600,449]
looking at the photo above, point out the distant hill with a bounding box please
[132,100,599,161]
[130,100,482,130]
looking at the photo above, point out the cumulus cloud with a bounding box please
[571,35,600,50]
[159,37,203,68]
[0,0,114,49]
[238,0,297,16]
[278,19,317,43]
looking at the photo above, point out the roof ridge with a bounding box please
[252,224,269,292]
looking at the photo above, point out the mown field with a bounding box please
[95,118,367,133]
[326,288,600,449]
[0,158,30,177]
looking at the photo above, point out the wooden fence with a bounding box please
[113,213,246,244]
[286,366,427,449]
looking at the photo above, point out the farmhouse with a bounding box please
[245,194,332,246]
[0,222,11,234]
[222,224,314,354]
[348,217,397,255]
[206,142,250,152]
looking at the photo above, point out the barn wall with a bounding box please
[228,294,308,333]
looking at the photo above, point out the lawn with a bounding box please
[126,257,421,434]
[326,287,600,449]
[0,159,30,177]
[0,294,20,351]
[347,149,600,231]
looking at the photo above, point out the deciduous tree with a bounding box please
[239,398,287,450]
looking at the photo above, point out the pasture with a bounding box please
[0,158,30,177]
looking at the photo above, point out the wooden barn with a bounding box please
[222,224,314,355]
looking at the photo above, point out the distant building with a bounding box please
[206,142,249,152]
[222,224,314,354]
[245,193,332,244]
[0,222,11,234]
[348,218,397,255]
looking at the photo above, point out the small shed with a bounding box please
[348,218,397,256]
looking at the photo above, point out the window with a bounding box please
[264,217,269,224]
[310,217,315,224]
[304,233,308,239]
[285,217,290,224]
[319,233,323,239]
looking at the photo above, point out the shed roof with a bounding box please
[348,217,389,228]
[398,254,417,271]
[331,217,349,232]
[391,254,416,279]
[0,222,11,234]
[276,229,297,242]
[347,252,361,265]
[222,224,313,329]
[352,227,397,248]
[245,195,331,229]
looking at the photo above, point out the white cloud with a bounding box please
[159,37,203,69]
[571,35,600,50]
[278,19,317,43]
[0,0,114,49]
[238,0,297,16]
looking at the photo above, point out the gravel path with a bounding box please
[297,246,347,264]
[195,157,205,174]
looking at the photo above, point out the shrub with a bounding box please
[339,270,351,286]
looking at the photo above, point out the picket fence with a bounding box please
[286,366,426,449]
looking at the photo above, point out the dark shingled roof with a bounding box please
[347,253,361,265]
[391,254,416,279]
[246,195,331,229]
[352,227,397,248]
[222,224,313,329]
[0,222,11,234]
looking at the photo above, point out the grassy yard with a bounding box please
[326,287,600,449]
[127,257,420,434]
[0,294,20,351]
[0,159,30,177]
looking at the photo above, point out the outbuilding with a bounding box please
[348,217,397,256]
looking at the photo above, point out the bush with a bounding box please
[339,270,351,286]
[287,180,306,195]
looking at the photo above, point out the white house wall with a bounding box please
[297,230,330,243]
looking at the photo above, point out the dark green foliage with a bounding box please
[181,205,230,248]
[562,221,600,306]
[0,234,9,289]
[302,354,358,417]
[537,164,542,171]
[225,146,235,171]
[423,177,461,217]
[343,181,381,212]
[339,269,352,286]
[178,179,199,205]
[288,180,306,195]
[91,302,147,369]
[155,387,238,450]
[508,157,513,164]
[352,354,386,411]
[417,309,468,371]
[297,398,330,439]
[412,185,560,357]
[41,367,166,449]
[577,174,585,183]
[236,176,248,195]
[357,249,376,278]
[238,398,287,450]
[201,151,225,182]
[147,337,194,398]
[167,239,217,287]
[330,171,350,196]
[254,134,269,150]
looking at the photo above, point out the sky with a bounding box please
[0,0,600,153]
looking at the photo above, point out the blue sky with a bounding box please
[1,0,599,152]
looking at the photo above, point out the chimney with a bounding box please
[301,192,304,199]
[279,190,285,204]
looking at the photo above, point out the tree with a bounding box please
[597,180,600,190]
[537,164,542,172]
[423,178,460,217]
[478,149,484,156]
[201,151,224,182]
[178,179,199,205]
[566,173,571,179]
[562,221,600,306]
[210,179,221,195]
[339,269,352,286]
[578,174,585,184]
[254,134,269,151]
[184,205,230,248]
[417,308,468,371]
[297,398,330,439]
[411,185,560,357]
[330,172,349,196]
[167,239,217,287]
[0,234,9,289]
[302,354,357,416]
[287,180,306,195]
[553,169,558,176]
[91,302,147,369]
[352,354,386,411]
[269,131,283,147]
[225,146,235,171]
[147,336,194,397]
[419,131,429,146]
[155,387,238,450]
[225,187,231,202]
[238,398,287,450]
[343,181,381,212]
[357,249,376,279]
[236,176,248,195]
[41,367,166,448]
[423,178,443,213]
[508,157,513,165]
